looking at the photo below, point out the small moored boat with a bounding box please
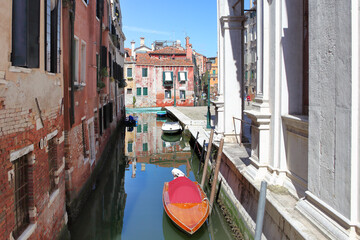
[162,169,210,235]
[156,110,167,117]
[162,122,183,134]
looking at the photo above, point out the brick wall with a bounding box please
[0,104,67,239]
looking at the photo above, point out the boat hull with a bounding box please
[162,180,209,235]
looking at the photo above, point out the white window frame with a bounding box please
[179,72,187,82]
[80,40,86,85]
[74,36,79,84]
[165,71,172,82]
[180,90,186,99]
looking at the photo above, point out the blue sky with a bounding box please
[120,0,251,58]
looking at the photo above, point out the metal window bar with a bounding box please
[233,116,254,146]
[48,138,57,193]
[13,155,29,239]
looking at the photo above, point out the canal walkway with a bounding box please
[165,104,328,240]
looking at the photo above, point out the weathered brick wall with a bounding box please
[0,104,67,239]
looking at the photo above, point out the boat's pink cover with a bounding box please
[168,177,202,203]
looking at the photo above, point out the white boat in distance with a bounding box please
[162,122,183,134]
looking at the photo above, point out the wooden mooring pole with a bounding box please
[209,138,224,215]
[201,129,214,189]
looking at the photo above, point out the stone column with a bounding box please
[214,3,245,142]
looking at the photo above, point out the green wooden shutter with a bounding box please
[178,72,180,82]
[171,71,173,81]
[137,87,141,95]
[127,68,132,77]
[137,124,142,132]
[143,87,148,96]
[143,143,148,152]
[143,123,148,132]
[128,142,133,152]
[185,72,188,81]
[163,71,165,85]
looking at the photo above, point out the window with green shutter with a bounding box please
[143,87,148,96]
[137,124,142,132]
[143,123,148,133]
[137,87,141,96]
[163,71,173,86]
[142,68,148,77]
[178,72,187,82]
[245,71,248,80]
[128,142,133,152]
[127,68,132,77]
[180,90,186,99]
[143,143,148,152]
[165,90,171,99]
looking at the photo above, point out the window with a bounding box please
[142,68,148,77]
[143,143,148,152]
[81,120,88,158]
[245,71,248,81]
[74,37,79,83]
[137,87,142,96]
[212,70,216,75]
[244,31,247,43]
[88,121,96,164]
[45,0,61,73]
[96,0,102,19]
[80,41,86,84]
[178,72,187,82]
[127,68,132,77]
[143,87,148,96]
[180,90,186,99]
[13,155,29,239]
[11,0,40,68]
[96,53,99,83]
[128,142,133,152]
[143,123,148,133]
[164,71,172,81]
[127,88,132,94]
[48,138,57,193]
[165,90,171,99]
[137,124,142,133]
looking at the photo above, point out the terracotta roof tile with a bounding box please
[136,53,193,66]
[150,46,186,55]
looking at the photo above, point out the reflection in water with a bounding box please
[68,112,234,240]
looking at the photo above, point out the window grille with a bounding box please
[48,139,57,193]
[13,155,29,239]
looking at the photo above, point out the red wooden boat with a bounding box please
[163,175,210,234]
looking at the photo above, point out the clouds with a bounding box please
[124,26,171,36]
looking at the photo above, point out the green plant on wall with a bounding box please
[97,81,105,89]
[100,67,108,79]
[133,96,136,108]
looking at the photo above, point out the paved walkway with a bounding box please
[165,104,328,240]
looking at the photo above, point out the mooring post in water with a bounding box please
[200,140,206,162]
[209,138,224,215]
[201,129,214,189]
[254,181,267,240]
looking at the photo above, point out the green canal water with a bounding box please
[68,111,234,240]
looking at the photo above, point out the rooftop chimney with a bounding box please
[131,40,136,58]
[140,37,145,47]
[185,37,192,60]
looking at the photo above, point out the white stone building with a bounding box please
[216,0,360,239]
[244,2,256,99]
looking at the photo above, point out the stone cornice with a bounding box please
[220,16,246,30]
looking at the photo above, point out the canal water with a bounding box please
[68,111,234,240]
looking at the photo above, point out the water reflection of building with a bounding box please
[70,128,127,239]
[125,113,191,177]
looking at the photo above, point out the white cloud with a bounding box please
[124,26,171,36]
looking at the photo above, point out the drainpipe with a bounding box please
[99,0,103,82]
[70,0,76,126]
[240,0,245,136]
